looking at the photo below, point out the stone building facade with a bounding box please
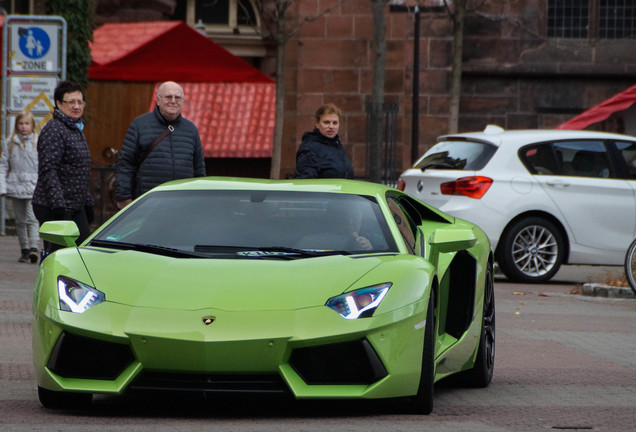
[22,0,636,178]
[280,0,636,178]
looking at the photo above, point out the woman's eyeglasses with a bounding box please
[62,100,86,107]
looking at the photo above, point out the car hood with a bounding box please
[78,248,393,311]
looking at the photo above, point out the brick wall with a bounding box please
[280,0,416,178]
[89,0,636,178]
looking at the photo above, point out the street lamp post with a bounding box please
[411,6,420,164]
[390,1,445,163]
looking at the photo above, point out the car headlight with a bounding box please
[57,276,105,313]
[326,283,391,319]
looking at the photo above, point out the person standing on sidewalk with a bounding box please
[32,81,94,257]
[0,112,40,263]
[293,103,354,179]
[114,81,205,209]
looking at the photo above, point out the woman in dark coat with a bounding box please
[32,81,93,256]
[294,103,354,179]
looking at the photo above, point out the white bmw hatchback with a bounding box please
[398,125,636,283]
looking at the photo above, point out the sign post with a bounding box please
[1,15,66,235]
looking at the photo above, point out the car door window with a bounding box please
[520,144,560,175]
[615,140,636,179]
[554,141,614,178]
[397,195,429,257]
[387,197,417,254]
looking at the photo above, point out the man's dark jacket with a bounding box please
[115,106,205,201]
[293,129,354,179]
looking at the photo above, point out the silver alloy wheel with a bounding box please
[511,224,558,277]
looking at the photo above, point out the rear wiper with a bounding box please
[89,239,203,258]
[420,162,458,171]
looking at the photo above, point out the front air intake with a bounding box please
[47,332,134,380]
[290,339,387,385]
[129,372,289,395]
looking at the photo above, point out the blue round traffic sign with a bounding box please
[18,27,50,59]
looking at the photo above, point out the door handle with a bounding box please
[545,180,570,188]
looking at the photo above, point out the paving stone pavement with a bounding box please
[0,233,635,431]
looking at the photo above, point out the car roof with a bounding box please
[438,125,636,147]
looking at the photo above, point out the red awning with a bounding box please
[89,21,272,83]
[150,82,275,158]
[556,84,636,130]
[89,21,275,158]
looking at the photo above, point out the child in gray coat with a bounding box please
[0,112,40,263]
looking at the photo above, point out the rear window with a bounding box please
[414,140,497,171]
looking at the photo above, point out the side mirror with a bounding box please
[429,228,476,254]
[39,221,80,248]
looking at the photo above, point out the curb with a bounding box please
[582,283,635,299]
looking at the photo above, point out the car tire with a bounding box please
[449,262,495,388]
[405,290,435,415]
[37,386,92,409]
[497,217,564,283]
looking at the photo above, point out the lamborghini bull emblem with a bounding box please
[202,316,216,326]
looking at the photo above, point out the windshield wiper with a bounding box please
[250,246,352,257]
[89,239,203,258]
[194,245,352,259]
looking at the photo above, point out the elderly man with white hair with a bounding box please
[115,81,205,209]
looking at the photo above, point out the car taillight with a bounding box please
[440,176,493,199]
[397,177,405,191]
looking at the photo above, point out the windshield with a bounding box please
[90,190,398,257]
[414,140,497,171]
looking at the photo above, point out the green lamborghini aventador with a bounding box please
[33,177,495,414]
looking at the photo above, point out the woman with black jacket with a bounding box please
[294,103,354,179]
[32,81,94,257]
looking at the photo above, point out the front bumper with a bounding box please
[33,298,428,400]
